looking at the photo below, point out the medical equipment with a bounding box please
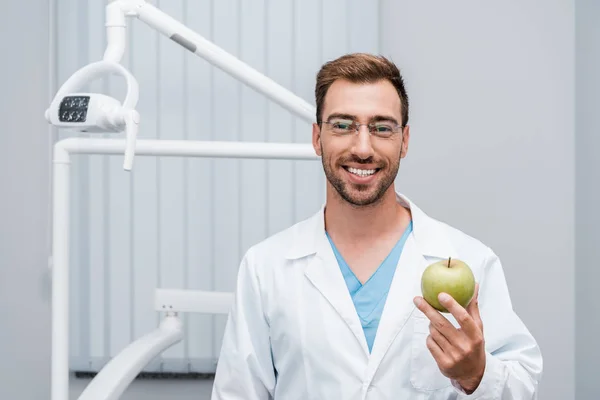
[47,1,319,399]
[46,61,140,170]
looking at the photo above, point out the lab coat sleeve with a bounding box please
[452,248,543,399]
[211,249,276,400]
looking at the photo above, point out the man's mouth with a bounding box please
[343,166,380,177]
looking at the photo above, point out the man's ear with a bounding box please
[312,123,322,156]
[400,125,410,158]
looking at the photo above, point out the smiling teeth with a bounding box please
[348,167,376,177]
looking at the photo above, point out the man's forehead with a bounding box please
[322,80,402,120]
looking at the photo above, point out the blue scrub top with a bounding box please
[326,221,413,353]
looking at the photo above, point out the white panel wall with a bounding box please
[55,0,380,374]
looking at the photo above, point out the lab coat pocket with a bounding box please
[409,315,452,392]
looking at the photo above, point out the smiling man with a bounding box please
[211,53,543,399]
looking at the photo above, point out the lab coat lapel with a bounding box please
[304,232,370,357]
[366,235,426,373]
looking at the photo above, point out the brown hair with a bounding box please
[315,53,409,126]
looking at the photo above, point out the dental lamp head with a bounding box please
[46,61,140,171]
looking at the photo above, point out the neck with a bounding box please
[324,186,410,242]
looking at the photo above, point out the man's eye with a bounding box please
[334,123,351,129]
[373,123,393,132]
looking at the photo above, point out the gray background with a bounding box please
[1,0,592,399]
[381,1,576,400]
[0,1,53,399]
[575,1,600,399]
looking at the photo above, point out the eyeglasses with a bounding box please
[320,118,404,138]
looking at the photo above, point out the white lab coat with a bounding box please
[211,193,543,400]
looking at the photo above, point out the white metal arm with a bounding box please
[76,315,183,400]
[52,139,318,400]
[105,0,315,124]
[75,290,235,400]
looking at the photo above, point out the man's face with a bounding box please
[312,79,409,207]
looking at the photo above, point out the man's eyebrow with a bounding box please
[324,113,356,121]
[370,115,400,125]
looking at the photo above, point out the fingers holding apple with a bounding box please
[414,293,486,391]
[413,258,486,393]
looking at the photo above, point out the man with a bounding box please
[211,53,543,399]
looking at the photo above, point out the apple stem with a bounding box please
[448,257,451,268]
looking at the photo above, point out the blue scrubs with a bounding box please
[326,221,413,353]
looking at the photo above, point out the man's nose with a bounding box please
[351,126,375,159]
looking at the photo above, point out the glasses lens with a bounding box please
[329,119,355,134]
[371,122,395,133]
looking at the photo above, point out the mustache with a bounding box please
[338,155,383,165]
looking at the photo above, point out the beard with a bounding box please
[320,143,401,207]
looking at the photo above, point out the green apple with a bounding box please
[421,257,476,313]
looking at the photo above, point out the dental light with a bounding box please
[46,61,140,171]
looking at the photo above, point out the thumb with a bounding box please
[467,283,483,332]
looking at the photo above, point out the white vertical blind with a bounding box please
[55,0,380,374]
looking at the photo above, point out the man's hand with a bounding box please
[413,284,486,394]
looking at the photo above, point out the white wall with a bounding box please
[380,1,575,399]
[0,1,52,399]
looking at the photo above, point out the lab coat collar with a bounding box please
[285,191,458,260]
